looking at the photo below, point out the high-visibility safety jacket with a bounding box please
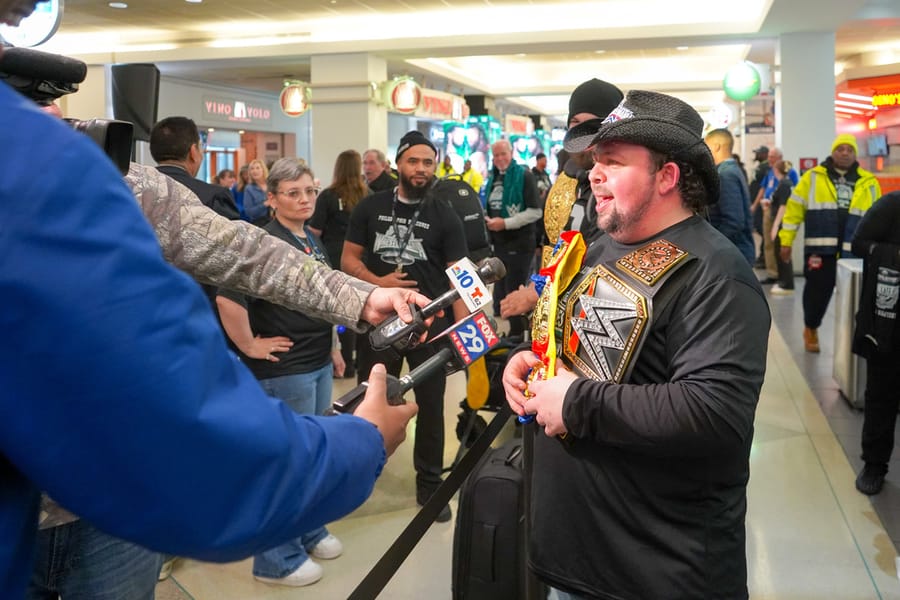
[779,162,881,257]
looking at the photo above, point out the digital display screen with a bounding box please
[867,134,888,157]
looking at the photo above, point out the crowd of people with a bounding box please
[3,1,898,597]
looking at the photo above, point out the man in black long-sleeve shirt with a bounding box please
[503,91,769,599]
[852,191,900,495]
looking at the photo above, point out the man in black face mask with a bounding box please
[342,130,469,523]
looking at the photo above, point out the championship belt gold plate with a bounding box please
[541,173,579,268]
[558,239,692,383]
[560,265,648,383]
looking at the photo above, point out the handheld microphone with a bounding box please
[329,310,501,415]
[0,47,87,103]
[369,256,506,351]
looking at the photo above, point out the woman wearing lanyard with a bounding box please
[216,158,345,588]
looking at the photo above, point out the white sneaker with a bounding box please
[254,558,323,587]
[770,284,794,296]
[310,534,343,560]
[157,557,177,581]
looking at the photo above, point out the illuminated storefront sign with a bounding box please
[504,114,534,136]
[873,92,900,107]
[202,95,273,125]
[383,77,422,114]
[415,88,469,121]
[279,81,311,118]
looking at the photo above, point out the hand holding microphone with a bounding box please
[368,257,506,352]
[354,364,418,457]
[331,310,501,416]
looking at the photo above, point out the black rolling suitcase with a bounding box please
[452,438,543,600]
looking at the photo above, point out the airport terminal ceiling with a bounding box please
[14,0,900,121]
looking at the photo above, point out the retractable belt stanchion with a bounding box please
[348,405,513,600]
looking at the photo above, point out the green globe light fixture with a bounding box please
[723,62,761,102]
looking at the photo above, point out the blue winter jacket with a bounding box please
[709,159,755,264]
[0,82,385,598]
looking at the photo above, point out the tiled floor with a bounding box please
[157,281,900,599]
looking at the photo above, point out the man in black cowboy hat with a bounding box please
[503,91,770,599]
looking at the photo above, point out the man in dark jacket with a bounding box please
[704,128,755,264]
[151,116,243,320]
[150,116,240,220]
[503,91,769,599]
[363,148,397,193]
[749,145,770,267]
[852,191,900,495]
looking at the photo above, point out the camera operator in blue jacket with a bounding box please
[0,4,421,597]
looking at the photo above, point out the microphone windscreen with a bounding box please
[0,47,87,85]
[478,256,507,283]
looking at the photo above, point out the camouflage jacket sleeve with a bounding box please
[124,163,375,330]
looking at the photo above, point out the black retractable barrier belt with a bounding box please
[348,405,513,600]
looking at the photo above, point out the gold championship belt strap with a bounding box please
[558,239,694,383]
[531,230,586,381]
[541,172,579,268]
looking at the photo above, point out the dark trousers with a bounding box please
[861,350,900,467]
[356,324,449,496]
[492,248,534,338]
[802,253,838,329]
[772,234,794,289]
[339,328,356,375]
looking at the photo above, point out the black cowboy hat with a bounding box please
[564,90,720,205]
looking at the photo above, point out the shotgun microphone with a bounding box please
[329,310,501,415]
[0,46,87,103]
[369,257,505,352]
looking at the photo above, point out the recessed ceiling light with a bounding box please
[185,0,202,3]
[207,128,215,132]
[676,46,689,51]
[594,50,606,54]
[108,2,127,8]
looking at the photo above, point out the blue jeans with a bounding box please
[259,364,332,416]
[252,528,330,578]
[549,588,587,600]
[27,520,162,600]
[253,364,332,577]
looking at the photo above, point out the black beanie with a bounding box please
[396,130,437,162]
[567,78,624,126]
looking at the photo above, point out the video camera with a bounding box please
[0,45,132,175]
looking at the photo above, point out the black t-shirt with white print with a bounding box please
[345,188,468,301]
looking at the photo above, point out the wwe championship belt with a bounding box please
[531,230,586,382]
[541,172,579,268]
[557,239,694,383]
